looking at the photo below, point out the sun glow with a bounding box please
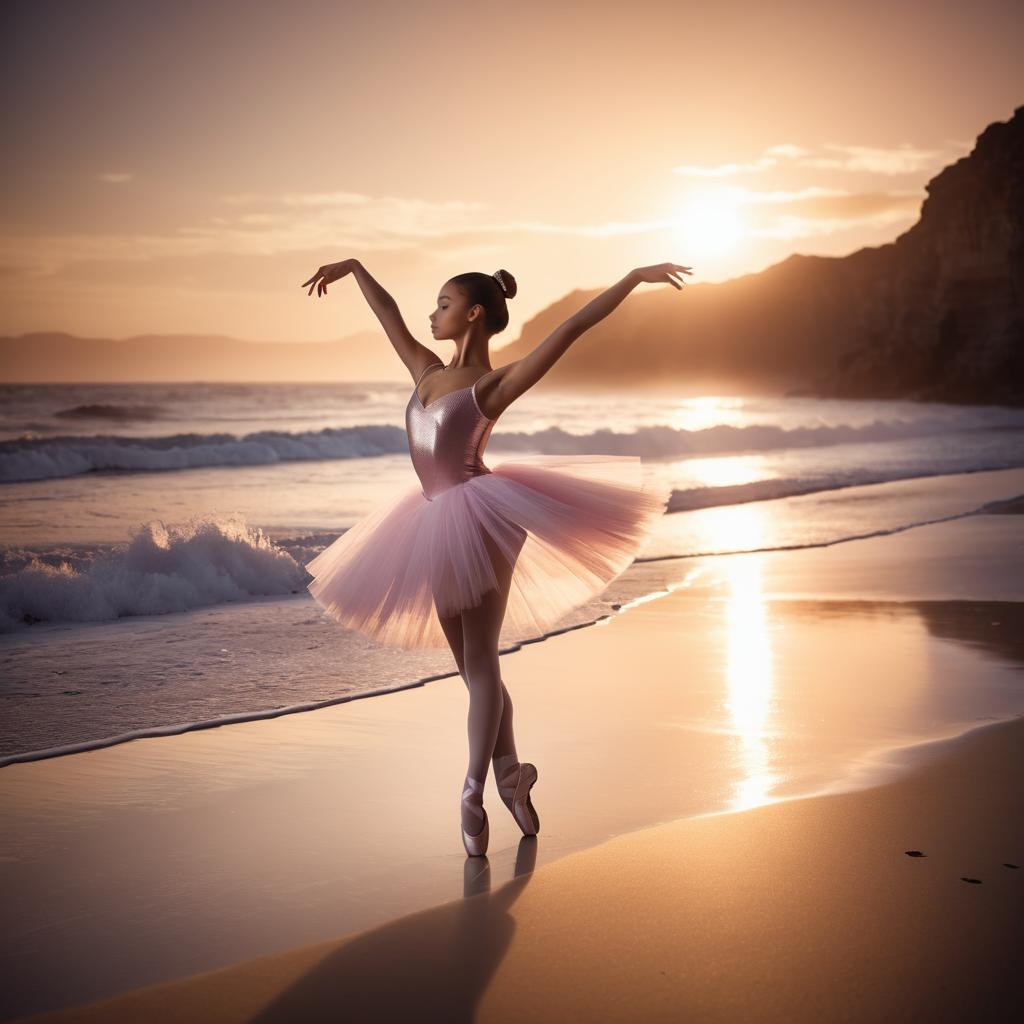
[669,394,747,432]
[673,187,745,254]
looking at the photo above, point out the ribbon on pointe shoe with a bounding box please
[494,754,522,806]
[494,756,539,836]
[462,776,485,823]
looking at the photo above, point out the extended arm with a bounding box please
[570,270,643,334]
[493,272,638,402]
[349,261,439,377]
[488,262,690,414]
[301,258,439,380]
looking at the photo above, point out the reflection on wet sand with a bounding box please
[723,553,779,811]
[2,516,1022,1020]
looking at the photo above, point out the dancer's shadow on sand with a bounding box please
[250,837,538,1024]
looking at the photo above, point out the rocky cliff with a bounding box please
[497,106,1024,405]
[833,106,1023,403]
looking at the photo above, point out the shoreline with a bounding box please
[12,702,1024,1024]
[1,510,1022,1018]
[4,465,1023,767]
[3,599,1022,777]
[0,608,615,769]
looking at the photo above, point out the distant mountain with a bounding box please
[4,109,1020,401]
[0,330,412,383]
[497,105,1024,405]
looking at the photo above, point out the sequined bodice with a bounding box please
[406,374,496,501]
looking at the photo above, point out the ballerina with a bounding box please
[300,259,690,855]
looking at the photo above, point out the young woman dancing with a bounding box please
[300,259,689,856]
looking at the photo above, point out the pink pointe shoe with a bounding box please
[461,776,489,857]
[496,760,540,836]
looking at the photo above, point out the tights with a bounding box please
[436,527,525,835]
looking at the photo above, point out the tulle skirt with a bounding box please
[305,454,672,650]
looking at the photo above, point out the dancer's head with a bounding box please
[431,269,518,342]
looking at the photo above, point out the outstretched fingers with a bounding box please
[301,269,328,297]
[668,263,693,289]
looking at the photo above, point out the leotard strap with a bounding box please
[470,368,498,421]
[414,361,445,388]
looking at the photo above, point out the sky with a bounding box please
[1,0,1022,347]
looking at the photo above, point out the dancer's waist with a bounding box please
[419,465,492,502]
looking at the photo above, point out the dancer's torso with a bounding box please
[406,369,496,500]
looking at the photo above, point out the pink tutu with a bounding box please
[305,454,671,650]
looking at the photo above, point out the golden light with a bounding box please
[673,186,746,254]
[679,454,768,489]
[723,552,780,811]
[669,394,747,432]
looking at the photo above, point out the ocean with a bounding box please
[2,380,1023,763]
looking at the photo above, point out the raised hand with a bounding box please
[632,263,693,290]
[301,259,357,297]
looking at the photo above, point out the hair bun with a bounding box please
[492,268,517,300]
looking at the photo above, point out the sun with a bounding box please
[673,187,745,254]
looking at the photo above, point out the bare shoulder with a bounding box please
[405,348,444,384]
[475,362,520,420]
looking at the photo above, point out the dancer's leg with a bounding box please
[440,610,516,835]
[437,611,518,765]
[456,528,523,834]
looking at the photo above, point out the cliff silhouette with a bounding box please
[498,105,1024,405]
[3,109,1020,401]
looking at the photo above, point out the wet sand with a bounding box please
[2,508,1023,1022]
[16,714,1021,1024]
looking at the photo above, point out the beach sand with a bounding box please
[3,500,1023,1022]
[16,715,1022,1024]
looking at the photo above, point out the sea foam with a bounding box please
[3,416,1012,483]
[0,514,309,632]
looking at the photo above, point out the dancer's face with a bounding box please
[430,282,481,341]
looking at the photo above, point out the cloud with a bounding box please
[673,139,966,178]
[800,143,952,175]
[0,191,475,276]
[739,186,923,218]
[762,144,812,159]
[0,179,927,280]
[671,183,923,242]
[0,188,678,278]
[746,206,918,240]
[223,190,371,207]
[666,134,960,242]
[734,186,850,204]
[96,172,134,184]
[741,188,923,240]
[672,156,781,178]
